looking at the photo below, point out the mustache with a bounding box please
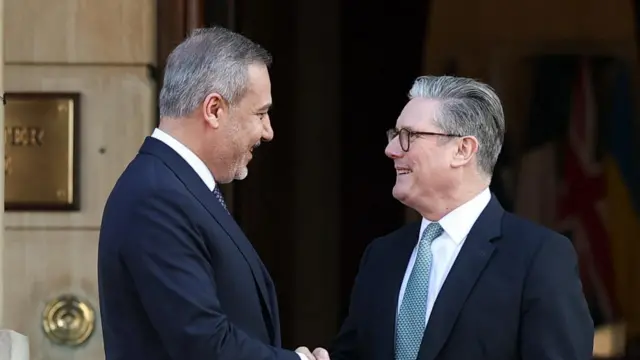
[252,141,261,150]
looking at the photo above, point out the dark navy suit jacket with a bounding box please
[331,196,594,360]
[98,137,299,360]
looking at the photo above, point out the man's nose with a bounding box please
[385,138,403,159]
[262,116,274,142]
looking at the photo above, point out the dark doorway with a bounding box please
[337,0,431,323]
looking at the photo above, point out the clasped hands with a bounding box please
[296,346,330,360]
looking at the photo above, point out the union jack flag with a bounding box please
[556,59,617,325]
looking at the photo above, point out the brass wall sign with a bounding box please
[4,93,79,210]
[42,294,95,347]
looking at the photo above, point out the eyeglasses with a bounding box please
[386,128,462,152]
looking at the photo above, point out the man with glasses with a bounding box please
[327,76,594,360]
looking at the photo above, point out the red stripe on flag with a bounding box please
[557,59,617,319]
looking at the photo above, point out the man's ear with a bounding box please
[202,93,227,129]
[451,136,479,168]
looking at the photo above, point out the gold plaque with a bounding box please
[4,93,79,210]
[42,294,95,346]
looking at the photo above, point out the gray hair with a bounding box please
[408,75,505,176]
[159,27,272,118]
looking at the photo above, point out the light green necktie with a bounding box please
[395,222,444,360]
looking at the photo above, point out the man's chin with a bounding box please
[391,183,412,202]
[234,166,249,180]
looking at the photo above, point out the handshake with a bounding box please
[295,346,330,360]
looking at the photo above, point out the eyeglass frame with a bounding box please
[386,127,463,152]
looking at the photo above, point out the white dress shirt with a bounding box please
[397,188,491,324]
[151,128,216,191]
[151,128,307,360]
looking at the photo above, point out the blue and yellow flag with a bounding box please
[602,62,640,338]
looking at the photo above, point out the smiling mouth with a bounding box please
[395,168,412,175]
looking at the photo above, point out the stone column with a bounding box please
[0,1,28,358]
[0,0,5,322]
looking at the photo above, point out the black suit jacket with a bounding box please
[331,196,594,360]
[98,137,299,360]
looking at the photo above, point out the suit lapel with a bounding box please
[417,196,504,360]
[374,223,421,360]
[139,137,275,333]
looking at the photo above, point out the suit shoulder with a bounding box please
[367,221,421,252]
[101,154,195,229]
[108,154,188,201]
[501,211,571,253]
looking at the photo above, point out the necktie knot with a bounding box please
[420,222,443,245]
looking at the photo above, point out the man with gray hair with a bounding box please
[327,76,594,360]
[98,27,327,360]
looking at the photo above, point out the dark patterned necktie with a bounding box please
[212,186,229,213]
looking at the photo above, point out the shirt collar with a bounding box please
[420,188,491,244]
[151,128,217,191]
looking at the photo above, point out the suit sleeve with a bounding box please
[330,241,375,360]
[520,234,595,360]
[120,190,300,360]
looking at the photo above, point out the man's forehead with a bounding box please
[244,65,272,108]
[247,64,271,88]
[235,91,270,112]
[396,98,439,128]
[241,85,271,108]
[256,99,272,111]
